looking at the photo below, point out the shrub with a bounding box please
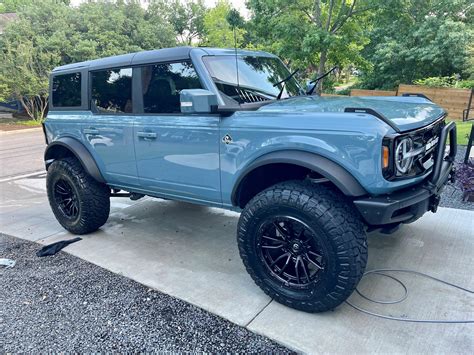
[414,76,474,89]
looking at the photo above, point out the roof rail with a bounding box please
[344,107,400,133]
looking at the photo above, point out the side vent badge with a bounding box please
[222,134,233,144]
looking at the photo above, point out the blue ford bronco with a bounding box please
[43,47,456,312]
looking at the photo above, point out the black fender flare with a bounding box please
[231,150,367,206]
[44,137,105,183]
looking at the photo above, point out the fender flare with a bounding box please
[44,137,105,183]
[231,150,367,206]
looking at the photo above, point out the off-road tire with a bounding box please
[47,157,110,234]
[237,180,367,312]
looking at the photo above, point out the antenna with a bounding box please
[233,25,240,91]
[227,9,242,95]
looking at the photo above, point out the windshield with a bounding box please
[203,55,302,104]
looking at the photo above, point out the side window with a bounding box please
[52,72,82,107]
[141,62,202,114]
[91,68,132,113]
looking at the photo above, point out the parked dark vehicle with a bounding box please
[43,47,456,312]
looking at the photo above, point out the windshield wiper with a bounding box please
[273,69,300,100]
[306,66,338,95]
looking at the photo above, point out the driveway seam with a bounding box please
[245,299,273,328]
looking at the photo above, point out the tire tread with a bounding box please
[47,157,110,235]
[237,180,367,312]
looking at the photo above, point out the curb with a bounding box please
[0,127,42,135]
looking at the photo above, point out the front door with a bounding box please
[83,67,139,187]
[133,61,221,204]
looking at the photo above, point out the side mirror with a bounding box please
[180,89,218,114]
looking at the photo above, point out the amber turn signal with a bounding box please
[382,146,389,169]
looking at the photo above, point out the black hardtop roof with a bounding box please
[52,46,276,74]
[52,46,194,73]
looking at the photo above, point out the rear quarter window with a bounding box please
[52,72,82,107]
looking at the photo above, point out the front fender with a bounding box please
[231,150,367,205]
[44,137,105,183]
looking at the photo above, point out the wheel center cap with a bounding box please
[291,242,301,253]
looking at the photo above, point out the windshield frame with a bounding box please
[202,54,303,107]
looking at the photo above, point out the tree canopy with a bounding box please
[359,0,473,89]
[0,0,472,120]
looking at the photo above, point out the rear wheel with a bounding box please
[47,157,110,234]
[237,180,367,312]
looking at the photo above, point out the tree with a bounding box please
[247,0,374,92]
[0,0,176,121]
[0,41,50,120]
[359,0,473,89]
[202,0,246,48]
[0,0,34,13]
[148,0,206,45]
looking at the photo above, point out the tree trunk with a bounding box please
[19,96,34,119]
[316,50,327,95]
[19,95,47,122]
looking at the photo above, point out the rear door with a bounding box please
[83,67,139,187]
[133,61,221,204]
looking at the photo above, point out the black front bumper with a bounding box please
[354,122,457,226]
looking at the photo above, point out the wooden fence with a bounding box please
[397,84,472,120]
[320,93,345,97]
[350,89,397,96]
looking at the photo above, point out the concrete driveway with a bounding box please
[1,128,473,353]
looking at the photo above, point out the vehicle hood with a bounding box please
[258,96,446,132]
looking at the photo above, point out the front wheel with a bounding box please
[237,181,367,312]
[47,157,110,234]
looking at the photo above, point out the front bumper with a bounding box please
[354,122,457,226]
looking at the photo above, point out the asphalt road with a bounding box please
[0,233,290,353]
[0,128,45,179]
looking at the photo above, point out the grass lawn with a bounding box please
[452,120,473,146]
[16,119,41,126]
[0,114,41,131]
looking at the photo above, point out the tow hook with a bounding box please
[449,168,456,184]
[429,195,440,213]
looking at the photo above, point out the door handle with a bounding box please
[83,127,100,135]
[137,131,157,140]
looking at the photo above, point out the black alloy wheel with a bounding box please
[257,216,325,289]
[53,178,80,220]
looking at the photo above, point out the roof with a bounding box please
[0,13,18,34]
[52,46,276,73]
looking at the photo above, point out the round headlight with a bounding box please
[395,137,414,174]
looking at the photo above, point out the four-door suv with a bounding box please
[43,46,456,312]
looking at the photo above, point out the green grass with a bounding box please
[451,120,473,146]
[17,119,42,126]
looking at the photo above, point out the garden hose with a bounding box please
[345,268,474,323]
